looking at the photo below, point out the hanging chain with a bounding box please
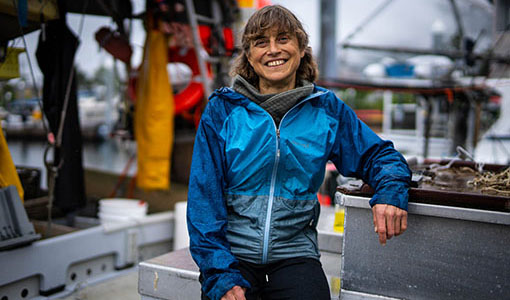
[43,143,62,237]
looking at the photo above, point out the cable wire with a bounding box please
[341,0,394,44]
[56,0,89,147]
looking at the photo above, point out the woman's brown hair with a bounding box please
[230,5,318,87]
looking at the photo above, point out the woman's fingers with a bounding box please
[400,210,408,233]
[373,205,388,245]
[373,207,378,233]
[372,204,408,245]
[221,286,246,300]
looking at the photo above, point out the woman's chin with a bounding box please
[262,74,294,85]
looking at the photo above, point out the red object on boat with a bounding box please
[223,27,234,56]
[174,81,204,115]
[167,46,209,115]
[130,23,236,118]
[257,0,272,9]
[95,27,133,64]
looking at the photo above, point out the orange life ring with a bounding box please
[130,24,234,119]
[173,81,204,115]
[127,46,207,117]
[167,42,211,116]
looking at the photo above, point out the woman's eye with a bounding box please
[254,40,267,47]
[279,36,289,42]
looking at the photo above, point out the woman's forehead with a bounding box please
[254,27,291,38]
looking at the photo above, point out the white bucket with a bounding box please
[173,201,189,250]
[98,198,148,224]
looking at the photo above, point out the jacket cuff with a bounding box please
[205,272,251,300]
[369,184,409,211]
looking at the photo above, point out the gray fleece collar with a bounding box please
[232,75,314,125]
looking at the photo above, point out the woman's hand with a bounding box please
[372,204,408,245]
[221,285,247,300]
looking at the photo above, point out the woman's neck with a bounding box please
[258,76,296,94]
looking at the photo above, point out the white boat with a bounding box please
[1,91,119,140]
[474,79,510,164]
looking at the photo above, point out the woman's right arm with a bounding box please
[187,100,251,300]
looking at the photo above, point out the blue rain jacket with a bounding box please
[187,85,411,300]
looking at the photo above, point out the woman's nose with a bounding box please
[268,40,280,55]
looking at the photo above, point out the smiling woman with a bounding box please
[246,29,304,94]
[187,5,412,300]
[231,5,317,95]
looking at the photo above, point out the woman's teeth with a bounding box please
[267,60,285,67]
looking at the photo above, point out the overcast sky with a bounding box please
[16,0,493,83]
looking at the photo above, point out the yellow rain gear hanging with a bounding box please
[0,124,24,201]
[135,30,175,189]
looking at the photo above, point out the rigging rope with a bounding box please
[56,0,89,148]
[341,0,394,43]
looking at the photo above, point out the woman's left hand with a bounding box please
[372,204,408,246]
[221,285,247,300]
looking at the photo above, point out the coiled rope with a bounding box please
[468,167,510,196]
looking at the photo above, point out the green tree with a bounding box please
[75,67,94,91]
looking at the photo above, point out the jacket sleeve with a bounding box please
[187,100,251,300]
[328,92,411,210]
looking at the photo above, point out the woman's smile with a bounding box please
[266,59,287,67]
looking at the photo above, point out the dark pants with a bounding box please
[201,257,331,300]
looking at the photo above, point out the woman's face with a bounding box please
[247,28,304,93]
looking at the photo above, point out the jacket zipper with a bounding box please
[262,126,280,264]
[260,91,325,264]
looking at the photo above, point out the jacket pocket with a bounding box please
[280,197,317,212]
[225,194,266,261]
[272,197,317,238]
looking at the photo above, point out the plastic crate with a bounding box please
[0,185,40,250]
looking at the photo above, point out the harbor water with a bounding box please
[6,135,509,192]
[6,138,136,189]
